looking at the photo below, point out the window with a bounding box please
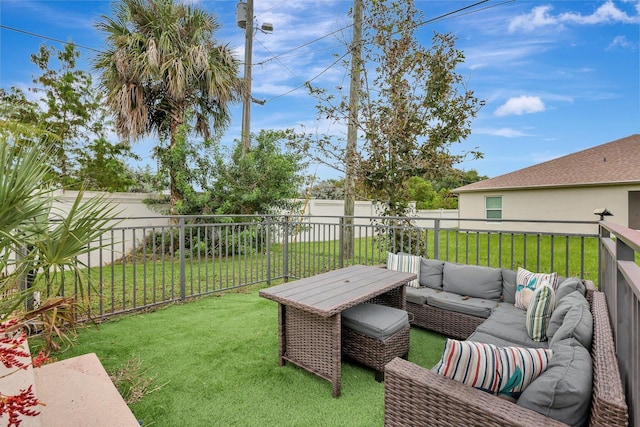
[485,196,502,220]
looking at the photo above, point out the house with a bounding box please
[454,134,640,234]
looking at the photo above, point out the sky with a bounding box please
[1,0,639,183]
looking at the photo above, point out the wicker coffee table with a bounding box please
[259,265,415,397]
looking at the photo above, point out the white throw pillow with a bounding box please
[386,252,420,288]
[515,267,558,310]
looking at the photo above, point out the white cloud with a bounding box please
[508,5,557,33]
[494,96,545,117]
[474,127,530,138]
[508,1,640,33]
[607,35,635,50]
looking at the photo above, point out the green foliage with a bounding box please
[76,138,140,192]
[301,0,483,217]
[0,44,137,192]
[207,130,306,217]
[0,121,120,349]
[95,0,242,213]
[308,179,345,200]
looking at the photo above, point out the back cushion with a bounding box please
[548,291,593,350]
[442,262,502,301]
[501,268,517,304]
[419,258,444,289]
[554,278,586,304]
[517,338,592,426]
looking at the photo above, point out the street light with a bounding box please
[236,0,272,156]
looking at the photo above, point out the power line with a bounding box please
[267,48,351,103]
[0,25,103,54]
[262,0,498,102]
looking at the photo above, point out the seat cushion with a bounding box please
[419,258,444,289]
[442,262,503,301]
[475,304,549,349]
[341,303,409,340]
[517,338,592,427]
[467,330,522,348]
[433,339,553,398]
[405,286,440,305]
[426,291,498,319]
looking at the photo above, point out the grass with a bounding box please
[37,289,446,426]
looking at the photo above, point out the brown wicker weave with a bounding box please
[406,300,483,340]
[342,323,410,381]
[384,290,629,427]
[259,265,415,397]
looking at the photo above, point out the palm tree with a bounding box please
[94,0,243,214]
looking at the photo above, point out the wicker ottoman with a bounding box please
[341,303,411,381]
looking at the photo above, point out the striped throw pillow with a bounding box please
[433,339,553,397]
[526,284,556,341]
[515,267,559,310]
[386,252,420,288]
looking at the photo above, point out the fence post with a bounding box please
[339,217,345,268]
[433,219,440,260]
[266,218,271,286]
[283,216,289,282]
[179,217,186,301]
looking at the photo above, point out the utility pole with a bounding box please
[343,0,363,261]
[240,0,254,157]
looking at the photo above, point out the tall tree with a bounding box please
[94,0,243,214]
[360,1,482,216]
[300,0,483,217]
[1,46,137,191]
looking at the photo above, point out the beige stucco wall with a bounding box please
[457,185,640,234]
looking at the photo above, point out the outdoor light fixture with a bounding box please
[593,208,613,221]
[236,1,247,29]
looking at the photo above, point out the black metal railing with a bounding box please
[68,214,601,319]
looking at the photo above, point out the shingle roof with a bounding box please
[455,134,640,193]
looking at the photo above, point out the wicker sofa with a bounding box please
[384,259,628,427]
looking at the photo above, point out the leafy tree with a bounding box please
[308,179,345,200]
[207,130,306,217]
[94,0,243,214]
[0,46,137,192]
[301,0,483,217]
[76,138,141,192]
[30,44,102,188]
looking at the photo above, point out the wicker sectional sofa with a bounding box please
[384,259,628,427]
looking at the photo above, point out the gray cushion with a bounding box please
[406,286,440,305]
[517,338,592,427]
[501,268,517,304]
[467,330,521,348]
[475,304,548,349]
[419,258,444,289]
[554,278,586,303]
[341,303,409,340]
[442,262,503,301]
[426,291,498,319]
[548,292,593,350]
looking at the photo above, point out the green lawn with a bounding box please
[40,290,446,426]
